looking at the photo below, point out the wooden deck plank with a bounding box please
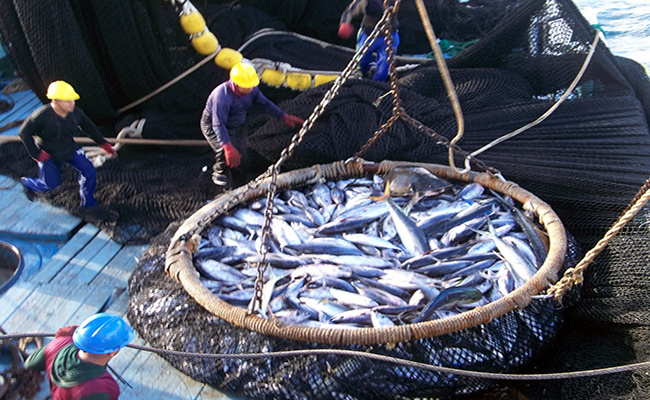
[0,90,40,127]
[0,175,17,189]
[1,284,102,333]
[0,185,26,214]
[9,201,83,240]
[15,196,83,233]
[49,230,115,285]
[91,244,148,288]
[195,386,233,399]
[0,281,39,327]
[0,186,82,240]
[31,224,100,283]
[118,350,207,400]
[64,285,116,325]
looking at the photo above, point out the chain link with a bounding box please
[247,2,404,313]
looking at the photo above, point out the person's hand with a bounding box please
[101,143,118,157]
[281,114,305,128]
[35,151,51,163]
[222,142,241,168]
[55,325,79,338]
[338,23,355,40]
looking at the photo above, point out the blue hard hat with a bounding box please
[73,313,135,354]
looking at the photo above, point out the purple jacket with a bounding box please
[200,80,284,151]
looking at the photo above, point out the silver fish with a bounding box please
[371,311,396,328]
[285,237,364,256]
[384,167,451,197]
[370,185,429,256]
[329,288,379,308]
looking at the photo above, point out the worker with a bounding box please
[24,313,135,400]
[19,81,117,208]
[338,0,400,81]
[201,62,304,187]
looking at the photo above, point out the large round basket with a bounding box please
[165,159,567,345]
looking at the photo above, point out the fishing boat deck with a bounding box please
[0,90,233,399]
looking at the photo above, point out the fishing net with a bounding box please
[128,160,581,399]
[0,0,649,398]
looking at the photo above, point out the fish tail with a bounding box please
[369,181,391,202]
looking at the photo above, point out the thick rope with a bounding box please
[117,47,221,114]
[2,331,649,381]
[413,0,465,174]
[548,180,650,301]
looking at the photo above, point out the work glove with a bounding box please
[222,142,242,169]
[101,143,118,156]
[281,114,305,128]
[35,151,51,163]
[338,23,355,40]
[55,325,79,338]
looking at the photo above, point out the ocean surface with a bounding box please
[573,0,650,71]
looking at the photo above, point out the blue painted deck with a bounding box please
[0,88,232,399]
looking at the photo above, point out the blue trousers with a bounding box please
[21,148,98,208]
[356,30,400,82]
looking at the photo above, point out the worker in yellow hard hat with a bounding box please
[200,62,304,187]
[19,81,117,208]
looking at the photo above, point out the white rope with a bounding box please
[85,119,146,167]
[460,30,602,172]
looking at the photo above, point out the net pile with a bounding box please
[1,0,650,398]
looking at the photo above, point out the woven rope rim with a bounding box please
[165,160,567,345]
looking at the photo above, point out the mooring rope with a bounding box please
[548,177,650,301]
[413,0,466,175]
[1,331,649,381]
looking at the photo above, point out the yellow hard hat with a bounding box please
[230,63,260,88]
[46,81,79,101]
[46,81,80,101]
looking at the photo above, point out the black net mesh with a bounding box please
[128,220,581,400]
[1,0,650,398]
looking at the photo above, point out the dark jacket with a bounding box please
[200,80,284,152]
[19,105,107,162]
[340,0,399,35]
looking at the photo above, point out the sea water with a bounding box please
[574,0,650,71]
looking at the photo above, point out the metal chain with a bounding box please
[352,0,403,160]
[399,115,499,175]
[247,4,396,313]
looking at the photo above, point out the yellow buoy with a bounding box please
[191,31,219,55]
[180,11,206,35]
[261,69,286,87]
[286,72,312,90]
[214,48,243,70]
[314,74,338,87]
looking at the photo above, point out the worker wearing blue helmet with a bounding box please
[24,313,135,400]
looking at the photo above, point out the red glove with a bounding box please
[222,142,241,168]
[101,142,118,156]
[55,325,79,338]
[281,114,305,128]
[338,23,355,40]
[35,151,51,162]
